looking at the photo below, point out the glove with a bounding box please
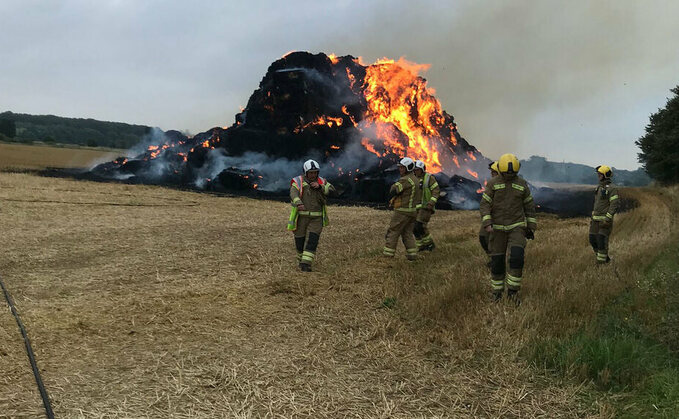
[525,229,535,240]
[426,201,435,211]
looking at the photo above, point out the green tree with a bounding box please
[636,86,679,184]
[0,118,16,138]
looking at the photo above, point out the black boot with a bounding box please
[492,291,503,303]
[507,289,521,306]
[299,263,312,272]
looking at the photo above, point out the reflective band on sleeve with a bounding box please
[430,182,439,190]
[482,193,492,203]
[606,213,613,219]
[526,217,537,224]
[291,183,300,190]
[511,183,525,191]
[609,195,619,201]
[493,183,506,190]
[293,197,302,205]
[592,215,608,221]
[523,196,533,203]
[429,196,438,202]
[482,215,492,221]
[395,183,403,193]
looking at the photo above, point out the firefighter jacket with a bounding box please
[418,172,440,208]
[390,172,422,214]
[480,173,537,232]
[592,179,619,222]
[287,175,334,231]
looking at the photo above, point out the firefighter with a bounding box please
[287,159,335,272]
[413,160,440,251]
[589,165,619,264]
[479,161,499,256]
[479,153,537,304]
[384,157,421,261]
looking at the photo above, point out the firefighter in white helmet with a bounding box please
[413,160,440,251]
[589,165,619,264]
[287,159,335,271]
[383,157,422,260]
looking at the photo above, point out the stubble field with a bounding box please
[0,145,677,418]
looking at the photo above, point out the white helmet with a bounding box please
[414,160,426,171]
[303,159,320,174]
[399,157,415,171]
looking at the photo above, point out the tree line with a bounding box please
[0,111,153,149]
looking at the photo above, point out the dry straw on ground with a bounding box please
[0,170,676,418]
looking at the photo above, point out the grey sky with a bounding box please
[1,0,678,169]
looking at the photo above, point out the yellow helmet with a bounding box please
[596,165,613,179]
[488,161,499,173]
[498,153,520,174]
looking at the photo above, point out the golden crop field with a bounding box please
[0,148,677,417]
[0,142,122,170]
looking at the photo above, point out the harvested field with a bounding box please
[0,142,121,170]
[0,167,677,417]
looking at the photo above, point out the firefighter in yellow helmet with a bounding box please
[479,161,499,257]
[479,154,537,304]
[589,165,619,264]
[384,157,422,261]
[413,160,440,251]
[287,159,335,272]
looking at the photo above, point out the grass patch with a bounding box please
[528,243,679,416]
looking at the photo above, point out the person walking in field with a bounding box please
[384,157,421,261]
[413,160,440,252]
[589,165,619,264]
[287,159,335,272]
[479,161,499,258]
[479,153,537,304]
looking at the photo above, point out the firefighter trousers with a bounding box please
[488,227,527,292]
[414,208,434,248]
[384,211,417,260]
[589,220,612,263]
[293,216,323,266]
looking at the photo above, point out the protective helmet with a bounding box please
[497,153,520,174]
[595,165,613,179]
[303,159,320,174]
[414,160,426,171]
[399,157,415,171]
[489,161,499,173]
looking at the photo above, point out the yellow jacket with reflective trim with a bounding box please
[418,172,440,207]
[592,180,619,222]
[479,174,537,231]
[290,175,334,213]
[390,172,421,213]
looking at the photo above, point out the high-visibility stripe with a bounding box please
[506,273,522,287]
[383,247,396,256]
[524,196,533,203]
[430,182,439,190]
[592,215,608,221]
[301,251,315,262]
[493,183,506,190]
[296,252,303,262]
[407,177,415,209]
[429,197,437,202]
[491,279,505,290]
[482,193,492,203]
[482,215,492,222]
[395,183,403,193]
[293,197,302,205]
[396,207,417,213]
[526,217,537,225]
[492,221,527,231]
[298,211,323,216]
[406,248,418,255]
[606,213,613,219]
[511,183,525,191]
[421,234,432,245]
[609,195,619,201]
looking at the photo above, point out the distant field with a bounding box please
[0,142,123,169]
[1,169,677,417]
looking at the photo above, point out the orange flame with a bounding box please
[467,169,479,178]
[328,53,339,64]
